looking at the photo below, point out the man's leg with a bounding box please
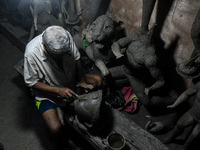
[85,74,102,88]
[42,108,68,150]
[36,100,66,149]
[42,108,62,134]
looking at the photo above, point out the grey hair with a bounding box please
[43,25,71,55]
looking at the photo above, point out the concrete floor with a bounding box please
[0,32,58,150]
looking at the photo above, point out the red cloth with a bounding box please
[117,87,138,113]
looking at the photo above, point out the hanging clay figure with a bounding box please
[60,0,82,25]
[27,0,64,41]
[163,80,200,148]
[31,0,52,31]
[176,9,200,79]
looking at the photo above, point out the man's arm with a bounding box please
[33,82,78,98]
[75,60,93,89]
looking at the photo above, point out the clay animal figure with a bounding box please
[74,15,120,77]
[164,81,200,148]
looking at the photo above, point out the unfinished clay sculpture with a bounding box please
[74,90,103,132]
[112,26,165,105]
[73,15,122,77]
[111,0,168,107]
[176,9,200,79]
[145,115,165,133]
[26,0,64,41]
[60,0,82,25]
[164,81,200,148]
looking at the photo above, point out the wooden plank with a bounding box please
[0,22,28,52]
[64,105,168,150]
[112,108,168,150]
[14,59,24,76]
[64,114,105,150]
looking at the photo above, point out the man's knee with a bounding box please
[49,120,62,134]
[95,75,102,87]
[42,109,63,134]
[85,74,102,88]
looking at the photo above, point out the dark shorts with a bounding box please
[35,100,57,114]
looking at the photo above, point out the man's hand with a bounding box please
[76,82,93,93]
[57,87,78,99]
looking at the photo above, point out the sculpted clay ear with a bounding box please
[115,21,125,32]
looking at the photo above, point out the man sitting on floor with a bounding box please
[23,25,102,149]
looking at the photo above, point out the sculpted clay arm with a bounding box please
[32,1,39,31]
[167,86,197,109]
[95,59,109,76]
[145,65,165,95]
[111,33,137,58]
[34,82,78,98]
[85,45,110,76]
